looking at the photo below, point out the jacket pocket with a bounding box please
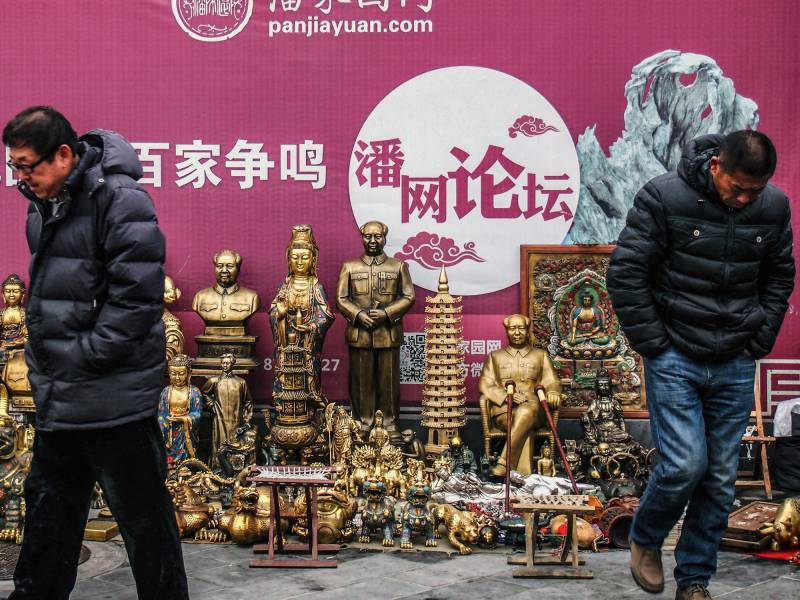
[351,272,369,295]
[378,272,398,295]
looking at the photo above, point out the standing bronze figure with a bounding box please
[336,221,415,439]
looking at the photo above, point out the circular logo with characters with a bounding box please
[172,0,253,42]
[349,66,580,295]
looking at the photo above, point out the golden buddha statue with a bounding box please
[158,354,203,469]
[536,443,556,477]
[192,249,261,337]
[569,291,611,345]
[163,275,184,362]
[478,314,561,477]
[0,274,27,363]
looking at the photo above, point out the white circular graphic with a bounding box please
[172,0,253,42]
[349,66,580,295]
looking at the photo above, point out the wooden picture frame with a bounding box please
[521,245,648,418]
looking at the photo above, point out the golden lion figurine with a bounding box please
[430,503,496,555]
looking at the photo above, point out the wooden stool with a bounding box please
[508,495,594,579]
[736,364,775,499]
[248,465,339,569]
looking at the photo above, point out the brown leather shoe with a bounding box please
[675,584,711,599]
[629,540,664,593]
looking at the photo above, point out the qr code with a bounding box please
[400,332,426,383]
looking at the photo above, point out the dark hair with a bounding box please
[2,106,78,159]
[718,130,777,179]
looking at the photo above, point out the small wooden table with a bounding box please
[248,465,339,569]
[507,495,594,579]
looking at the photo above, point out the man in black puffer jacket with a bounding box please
[3,107,188,600]
[607,131,794,600]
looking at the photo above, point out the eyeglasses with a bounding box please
[6,152,53,175]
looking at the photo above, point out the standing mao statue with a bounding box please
[478,314,561,477]
[202,353,254,470]
[268,225,334,409]
[336,221,415,439]
[162,275,184,362]
[158,354,203,468]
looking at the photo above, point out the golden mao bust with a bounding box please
[192,250,260,337]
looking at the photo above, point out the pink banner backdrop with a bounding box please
[2,1,798,411]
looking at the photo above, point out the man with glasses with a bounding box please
[607,131,794,600]
[2,106,189,599]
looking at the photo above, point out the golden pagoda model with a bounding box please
[421,267,467,461]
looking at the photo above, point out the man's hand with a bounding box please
[546,391,561,411]
[512,392,528,405]
[355,310,375,329]
[368,308,388,326]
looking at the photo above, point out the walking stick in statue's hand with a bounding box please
[535,385,579,494]
[504,380,515,513]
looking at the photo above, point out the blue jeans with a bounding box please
[631,347,755,587]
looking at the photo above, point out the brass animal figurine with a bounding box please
[197,486,273,545]
[760,497,800,551]
[166,479,217,538]
[431,503,496,555]
[398,481,436,550]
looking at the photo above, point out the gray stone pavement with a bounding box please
[2,539,797,599]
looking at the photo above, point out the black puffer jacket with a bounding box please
[22,129,166,430]
[607,134,795,361]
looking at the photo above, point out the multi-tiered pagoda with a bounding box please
[421,267,467,460]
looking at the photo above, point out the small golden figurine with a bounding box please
[202,353,254,471]
[325,404,362,465]
[478,314,561,477]
[536,443,557,477]
[761,497,800,551]
[0,398,34,543]
[368,410,391,450]
[0,274,27,363]
[158,354,203,469]
[336,221,415,439]
[162,275,184,362]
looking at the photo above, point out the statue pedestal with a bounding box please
[193,334,258,375]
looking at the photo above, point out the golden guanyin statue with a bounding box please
[265,226,334,463]
[163,275,184,362]
[0,274,27,363]
[368,410,390,450]
[193,250,260,337]
[269,225,334,407]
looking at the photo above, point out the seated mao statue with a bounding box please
[478,313,561,477]
[192,249,260,336]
